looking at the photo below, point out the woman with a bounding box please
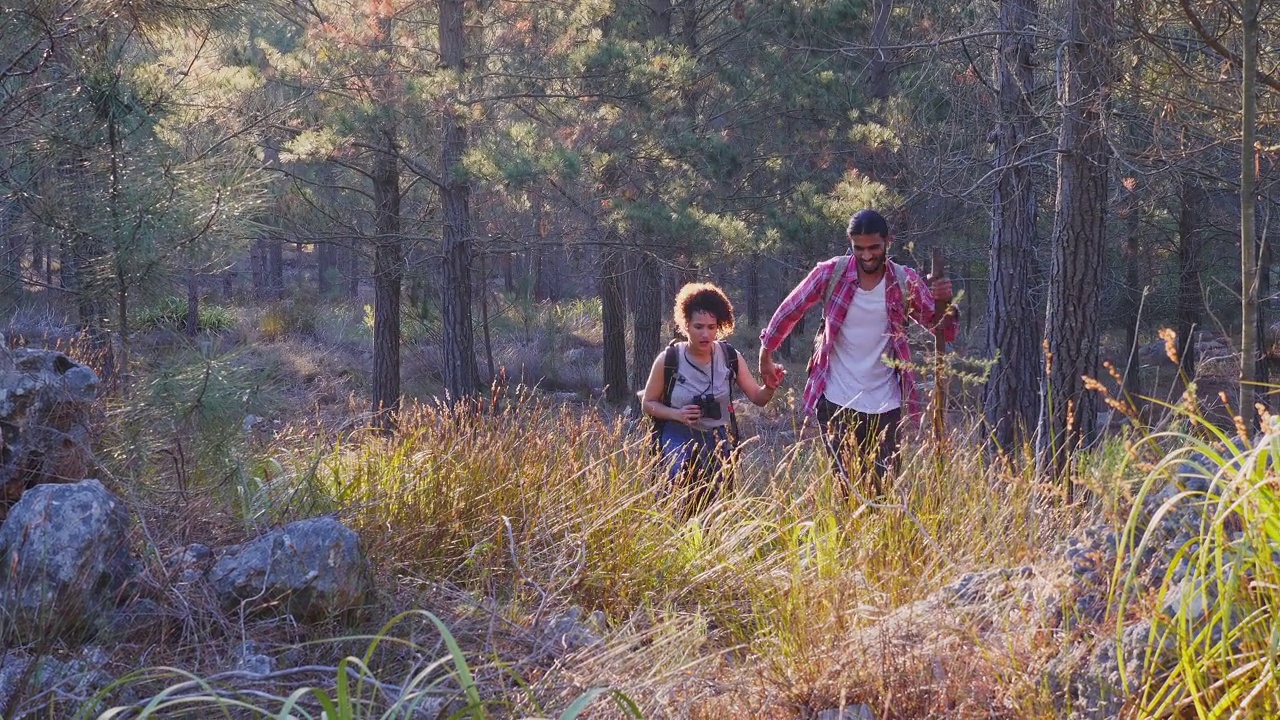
[641,282,780,514]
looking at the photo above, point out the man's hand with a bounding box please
[928,275,953,305]
[759,348,786,389]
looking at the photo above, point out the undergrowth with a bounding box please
[98,388,1080,718]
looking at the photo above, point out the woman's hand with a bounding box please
[676,404,702,425]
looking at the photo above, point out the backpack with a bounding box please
[809,256,911,372]
[649,339,740,453]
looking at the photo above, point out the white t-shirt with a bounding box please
[822,277,902,413]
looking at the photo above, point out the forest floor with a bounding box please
[5,293,1270,719]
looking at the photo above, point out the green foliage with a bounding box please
[104,343,281,497]
[259,300,321,341]
[134,297,236,333]
[1114,410,1280,717]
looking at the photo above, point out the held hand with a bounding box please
[759,355,784,388]
[763,365,786,390]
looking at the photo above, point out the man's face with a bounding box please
[850,233,889,276]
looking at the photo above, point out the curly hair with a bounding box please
[672,282,735,339]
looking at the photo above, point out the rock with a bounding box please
[233,640,274,676]
[0,479,136,640]
[816,706,876,720]
[107,598,167,639]
[1161,575,1209,622]
[541,607,604,653]
[0,346,100,508]
[165,543,214,583]
[1137,340,1177,367]
[1045,619,1178,719]
[206,517,372,622]
[0,646,113,718]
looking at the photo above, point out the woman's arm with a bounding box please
[735,350,780,406]
[641,351,702,424]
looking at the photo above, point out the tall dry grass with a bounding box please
[227,388,1079,718]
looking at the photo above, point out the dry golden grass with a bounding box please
[188,388,1078,719]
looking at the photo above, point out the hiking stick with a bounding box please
[931,248,947,452]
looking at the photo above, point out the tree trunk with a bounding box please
[371,7,403,429]
[31,232,43,292]
[1176,179,1204,383]
[747,252,761,328]
[440,0,479,399]
[868,0,893,100]
[1119,55,1146,403]
[480,248,495,382]
[1241,0,1259,429]
[251,239,266,295]
[0,199,22,303]
[267,235,283,298]
[371,136,402,426]
[647,0,672,39]
[318,241,335,296]
[345,241,360,299]
[982,0,1041,453]
[631,250,662,393]
[601,247,629,404]
[1120,179,1143,400]
[1257,228,1270,387]
[1039,0,1115,491]
[186,266,199,337]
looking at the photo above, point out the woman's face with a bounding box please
[687,310,719,350]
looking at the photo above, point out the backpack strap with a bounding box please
[889,260,913,316]
[822,255,852,319]
[721,341,738,383]
[651,341,682,454]
[660,341,680,406]
[717,341,741,449]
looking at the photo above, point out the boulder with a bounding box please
[0,646,113,718]
[816,707,876,720]
[207,517,372,622]
[0,344,100,507]
[0,480,136,640]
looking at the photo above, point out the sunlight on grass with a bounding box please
[1112,408,1280,719]
[237,388,1074,715]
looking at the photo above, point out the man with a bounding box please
[758,209,955,497]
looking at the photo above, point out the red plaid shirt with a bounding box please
[760,257,957,420]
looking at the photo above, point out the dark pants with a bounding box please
[817,396,901,499]
[659,423,733,516]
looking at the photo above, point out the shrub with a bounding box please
[135,297,236,333]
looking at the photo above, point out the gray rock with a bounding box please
[233,641,274,676]
[816,705,876,720]
[166,543,214,583]
[0,647,113,718]
[207,517,372,621]
[541,607,604,654]
[0,479,136,640]
[107,598,166,639]
[0,347,100,505]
